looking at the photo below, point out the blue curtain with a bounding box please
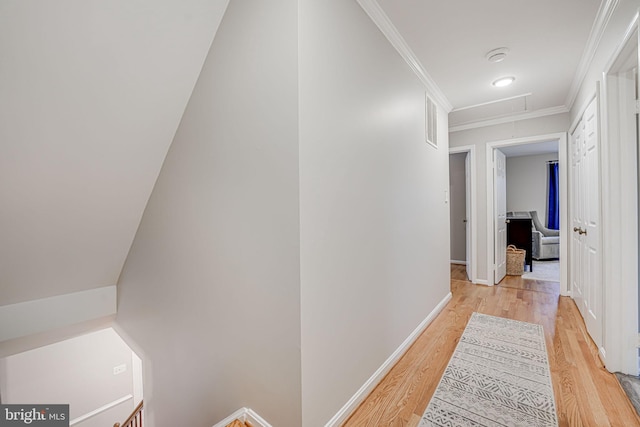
[547,162,560,229]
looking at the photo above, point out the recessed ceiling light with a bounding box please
[492,76,515,87]
[486,47,510,63]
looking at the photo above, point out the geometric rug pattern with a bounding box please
[419,313,558,427]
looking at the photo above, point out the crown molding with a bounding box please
[356,0,453,112]
[449,105,569,133]
[603,11,639,73]
[565,0,619,109]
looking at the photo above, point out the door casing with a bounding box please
[486,133,569,294]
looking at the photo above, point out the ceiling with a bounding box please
[376,0,603,127]
[499,140,559,158]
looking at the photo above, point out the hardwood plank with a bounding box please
[341,265,640,427]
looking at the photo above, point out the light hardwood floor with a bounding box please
[342,264,640,426]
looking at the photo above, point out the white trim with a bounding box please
[355,0,452,112]
[486,144,496,285]
[212,407,273,427]
[449,145,478,284]
[70,394,132,426]
[600,21,640,374]
[485,133,569,295]
[450,260,467,265]
[325,292,453,427]
[474,279,490,286]
[450,106,569,133]
[603,12,639,74]
[558,133,570,297]
[599,347,607,362]
[451,93,533,113]
[565,0,620,109]
[131,351,144,407]
[0,286,117,342]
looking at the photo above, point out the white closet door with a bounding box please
[583,99,603,348]
[571,97,603,349]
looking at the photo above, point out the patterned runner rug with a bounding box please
[419,313,558,427]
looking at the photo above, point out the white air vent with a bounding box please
[426,94,438,148]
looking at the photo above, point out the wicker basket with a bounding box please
[506,244,526,275]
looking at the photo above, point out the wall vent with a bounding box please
[426,94,438,148]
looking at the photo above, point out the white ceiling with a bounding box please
[0,0,229,306]
[499,140,559,158]
[377,0,603,126]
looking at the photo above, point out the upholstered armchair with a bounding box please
[529,211,559,260]
[506,211,560,260]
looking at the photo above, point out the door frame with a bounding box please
[486,133,569,295]
[449,145,477,284]
[599,11,639,374]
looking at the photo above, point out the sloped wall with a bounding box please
[0,0,229,307]
[115,0,301,425]
[299,0,451,424]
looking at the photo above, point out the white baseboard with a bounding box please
[70,394,132,426]
[450,260,467,265]
[475,279,490,286]
[212,407,272,427]
[324,292,453,427]
[599,347,607,365]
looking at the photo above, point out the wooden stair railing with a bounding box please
[114,400,143,427]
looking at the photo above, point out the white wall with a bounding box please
[449,113,569,282]
[449,153,467,262]
[0,328,135,427]
[506,153,558,223]
[115,0,301,426]
[299,0,451,424]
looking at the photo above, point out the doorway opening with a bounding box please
[449,145,476,283]
[505,146,561,283]
[486,133,569,295]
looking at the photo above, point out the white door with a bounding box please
[494,149,507,284]
[571,97,603,348]
[465,152,472,281]
[583,99,603,347]
[571,118,585,312]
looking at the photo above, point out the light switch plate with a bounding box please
[113,364,127,375]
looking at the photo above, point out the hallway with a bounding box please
[342,265,640,426]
